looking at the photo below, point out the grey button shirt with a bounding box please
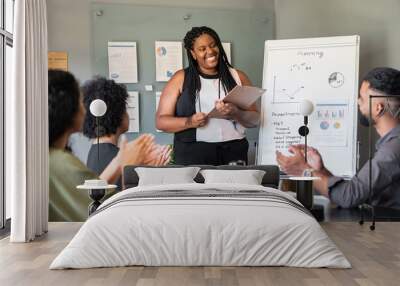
[328,125,400,208]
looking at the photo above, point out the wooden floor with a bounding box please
[0,222,399,286]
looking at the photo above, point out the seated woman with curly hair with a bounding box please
[83,77,171,191]
[49,70,160,222]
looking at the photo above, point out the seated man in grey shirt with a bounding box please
[276,67,400,209]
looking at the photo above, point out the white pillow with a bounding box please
[135,167,200,186]
[200,169,266,185]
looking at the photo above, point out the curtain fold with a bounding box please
[9,0,49,242]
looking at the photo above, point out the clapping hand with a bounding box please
[144,144,172,166]
[292,144,324,171]
[276,146,308,176]
[118,134,155,167]
[276,144,325,176]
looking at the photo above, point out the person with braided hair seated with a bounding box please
[156,26,260,165]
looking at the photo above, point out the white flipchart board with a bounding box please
[257,36,360,177]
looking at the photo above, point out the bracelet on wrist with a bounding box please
[302,168,314,177]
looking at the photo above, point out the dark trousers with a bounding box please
[173,138,249,166]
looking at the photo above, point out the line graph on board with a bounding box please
[271,62,311,104]
[272,75,305,104]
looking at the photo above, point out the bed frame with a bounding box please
[122,165,280,190]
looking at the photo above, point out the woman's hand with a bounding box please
[99,134,156,184]
[215,100,239,118]
[143,144,172,166]
[118,134,155,167]
[186,112,208,128]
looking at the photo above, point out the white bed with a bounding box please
[50,183,350,269]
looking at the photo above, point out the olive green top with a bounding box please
[49,148,97,222]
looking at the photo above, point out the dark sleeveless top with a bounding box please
[174,68,197,142]
[174,68,222,142]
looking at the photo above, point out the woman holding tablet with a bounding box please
[156,26,260,165]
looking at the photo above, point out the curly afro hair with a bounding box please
[82,77,128,138]
[48,69,81,146]
[363,67,400,95]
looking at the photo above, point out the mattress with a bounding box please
[50,183,350,269]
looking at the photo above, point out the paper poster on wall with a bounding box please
[222,42,231,63]
[155,92,162,132]
[48,51,68,71]
[155,41,183,82]
[127,91,140,132]
[108,42,138,83]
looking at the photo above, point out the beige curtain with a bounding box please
[8,0,48,242]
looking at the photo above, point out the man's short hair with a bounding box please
[362,67,400,95]
[363,67,400,118]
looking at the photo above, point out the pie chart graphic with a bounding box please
[157,46,167,57]
[320,121,330,130]
[328,72,344,88]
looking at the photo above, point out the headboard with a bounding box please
[123,165,280,190]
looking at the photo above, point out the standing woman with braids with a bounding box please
[156,26,260,165]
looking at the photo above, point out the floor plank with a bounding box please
[0,222,399,286]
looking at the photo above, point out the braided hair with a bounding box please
[183,26,237,99]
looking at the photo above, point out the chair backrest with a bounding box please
[123,164,280,190]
